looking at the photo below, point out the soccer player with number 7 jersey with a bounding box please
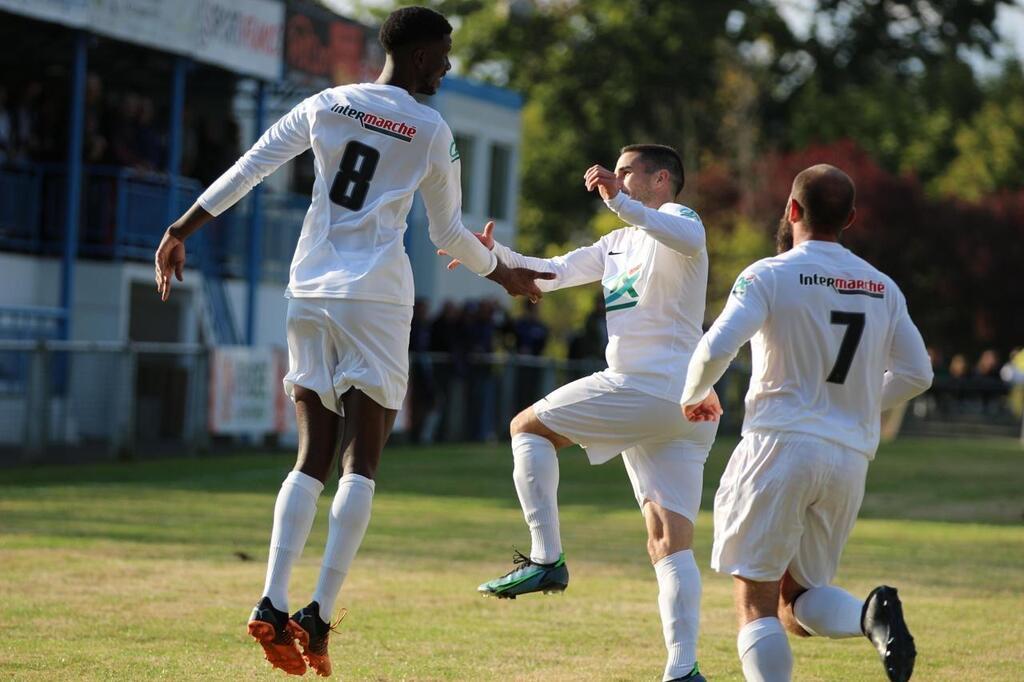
[680,165,933,682]
[153,6,552,676]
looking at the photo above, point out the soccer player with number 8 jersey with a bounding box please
[153,6,552,676]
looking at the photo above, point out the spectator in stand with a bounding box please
[465,299,498,440]
[511,301,549,412]
[134,96,163,171]
[1001,347,1024,418]
[82,73,107,164]
[513,301,548,356]
[976,349,1007,414]
[568,291,608,364]
[407,298,436,443]
[15,81,43,160]
[111,92,142,167]
[429,300,466,441]
[0,86,12,162]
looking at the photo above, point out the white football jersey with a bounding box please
[198,83,496,306]
[493,191,708,402]
[681,240,932,457]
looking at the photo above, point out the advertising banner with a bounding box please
[284,0,382,87]
[208,345,278,435]
[0,0,284,80]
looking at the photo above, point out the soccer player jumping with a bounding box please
[154,6,552,676]
[444,145,722,682]
[680,165,933,682]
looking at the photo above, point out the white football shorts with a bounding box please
[711,430,870,587]
[534,371,717,522]
[283,298,412,415]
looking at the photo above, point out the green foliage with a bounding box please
[932,63,1024,200]
[433,0,783,248]
[705,215,773,320]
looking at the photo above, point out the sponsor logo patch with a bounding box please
[732,273,755,297]
[331,103,418,142]
[449,140,460,162]
[799,273,885,298]
[603,263,643,311]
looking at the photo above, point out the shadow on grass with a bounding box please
[1,437,1022,531]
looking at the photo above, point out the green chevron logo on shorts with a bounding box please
[603,264,642,311]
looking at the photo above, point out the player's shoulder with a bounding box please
[325,83,443,120]
[833,246,905,299]
[658,202,703,223]
[729,255,778,299]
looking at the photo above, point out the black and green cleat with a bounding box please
[862,585,916,682]
[477,550,569,599]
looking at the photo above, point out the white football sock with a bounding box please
[511,432,562,564]
[793,585,864,638]
[311,473,375,619]
[654,549,701,681]
[262,470,324,612]
[737,617,793,682]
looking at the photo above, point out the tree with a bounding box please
[429,0,791,249]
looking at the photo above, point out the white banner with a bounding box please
[0,0,283,80]
[208,346,278,435]
[196,0,283,80]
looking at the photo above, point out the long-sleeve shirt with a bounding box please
[198,83,496,306]
[680,240,933,458]
[493,192,708,402]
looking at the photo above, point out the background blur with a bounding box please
[1,0,1023,463]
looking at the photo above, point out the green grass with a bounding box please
[1,436,1022,680]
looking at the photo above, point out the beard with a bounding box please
[775,217,793,254]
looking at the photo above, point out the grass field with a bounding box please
[1,436,1022,680]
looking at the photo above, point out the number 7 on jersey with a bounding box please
[827,311,865,384]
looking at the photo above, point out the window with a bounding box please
[453,133,475,213]
[488,143,512,220]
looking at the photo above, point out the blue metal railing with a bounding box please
[0,306,66,392]
[0,161,302,281]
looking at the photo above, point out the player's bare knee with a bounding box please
[509,408,535,436]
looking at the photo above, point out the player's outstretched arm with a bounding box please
[438,222,606,295]
[155,97,314,301]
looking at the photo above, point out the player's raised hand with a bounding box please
[584,164,622,201]
[437,221,496,270]
[683,388,724,422]
[154,228,186,302]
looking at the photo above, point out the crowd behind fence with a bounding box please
[0,340,1021,466]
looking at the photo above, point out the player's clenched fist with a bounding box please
[682,388,723,422]
[584,164,622,201]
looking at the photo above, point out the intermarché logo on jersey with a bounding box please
[331,103,418,142]
[799,273,885,298]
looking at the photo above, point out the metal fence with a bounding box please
[1,341,1017,466]
[0,341,751,465]
[0,340,208,465]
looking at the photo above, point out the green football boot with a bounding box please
[478,550,569,599]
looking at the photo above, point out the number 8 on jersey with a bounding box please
[331,141,380,211]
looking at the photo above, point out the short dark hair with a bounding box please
[621,144,685,196]
[379,6,452,53]
[791,164,856,234]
